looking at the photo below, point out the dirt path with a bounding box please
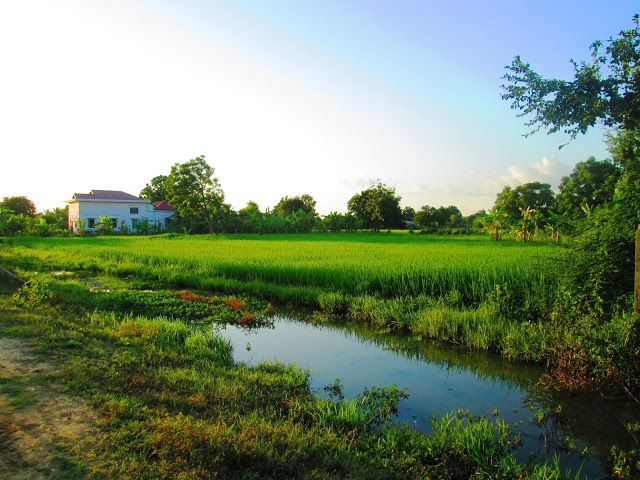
[0,337,99,479]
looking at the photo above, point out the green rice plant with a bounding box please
[184,329,233,364]
[0,233,565,362]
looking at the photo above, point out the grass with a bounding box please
[0,277,577,479]
[0,232,564,361]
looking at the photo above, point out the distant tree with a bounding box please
[414,205,463,230]
[273,194,317,216]
[39,206,68,231]
[514,206,536,242]
[465,210,487,230]
[140,175,169,202]
[414,205,436,230]
[323,211,344,232]
[556,157,621,220]
[347,183,403,230]
[0,207,29,235]
[165,156,225,234]
[482,207,508,241]
[493,182,555,225]
[401,206,416,222]
[1,196,36,217]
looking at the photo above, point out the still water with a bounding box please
[218,316,639,479]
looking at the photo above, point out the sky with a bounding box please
[0,0,637,215]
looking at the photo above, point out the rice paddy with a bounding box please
[1,233,565,360]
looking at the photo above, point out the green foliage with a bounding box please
[555,177,640,320]
[139,174,168,202]
[556,157,621,221]
[273,194,317,216]
[0,207,30,236]
[483,206,508,240]
[12,278,53,307]
[1,195,36,217]
[96,216,115,235]
[347,182,403,230]
[502,13,640,334]
[494,182,555,226]
[502,15,640,141]
[165,155,226,233]
[610,446,640,480]
[414,204,463,231]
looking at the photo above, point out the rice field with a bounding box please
[1,232,565,360]
[4,232,561,302]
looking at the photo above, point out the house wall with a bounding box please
[68,202,80,231]
[68,200,174,232]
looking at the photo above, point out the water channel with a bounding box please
[218,315,640,479]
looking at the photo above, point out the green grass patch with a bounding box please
[0,276,574,479]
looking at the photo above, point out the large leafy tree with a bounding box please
[502,15,640,149]
[556,157,621,220]
[493,182,555,224]
[140,175,169,202]
[347,183,403,230]
[273,194,317,216]
[1,196,36,217]
[165,156,226,233]
[414,205,463,230]
[502,15,640,318]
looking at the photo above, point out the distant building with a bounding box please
[66,190,175,233]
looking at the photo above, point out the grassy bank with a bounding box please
[1,233,562,361]
[0,271,577,479]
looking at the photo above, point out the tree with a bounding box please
[493,182,555,226]
[401,206,415,222]
[165,156,225,234]
[140,175,169,202]
[39,207,68,231]
[502,15,640,319]
[482,207,508,241]
[414,205,436,230]
[502,15,640,152]
[347,183,403,231]
[273,194,317,217]
[1,196,36,217]
[556,157,621,220]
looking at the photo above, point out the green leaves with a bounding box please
[502,15,640,143]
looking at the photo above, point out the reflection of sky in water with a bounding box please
[218,317,639,479]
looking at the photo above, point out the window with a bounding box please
[87,218,95,228]
[131,218,138,228]
[130,207,139,214]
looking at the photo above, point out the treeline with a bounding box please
[0,155,620,238]
[0,197,68,237]
[138,154,618,240]
[483,157,620,242]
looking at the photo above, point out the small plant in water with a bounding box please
[323,378,345,401]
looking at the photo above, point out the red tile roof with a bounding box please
[72,190,142,201]
[152,200,175,211]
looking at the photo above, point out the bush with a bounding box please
[12,278,53,308]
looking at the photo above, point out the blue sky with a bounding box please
[1,1,637,214]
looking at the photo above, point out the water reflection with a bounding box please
[218,316,639,479]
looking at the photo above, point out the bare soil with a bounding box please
[0,337,98,479]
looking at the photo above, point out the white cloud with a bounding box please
[498,157,570,189]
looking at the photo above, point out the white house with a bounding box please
[66,190,175,233]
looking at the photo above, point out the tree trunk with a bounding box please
[635,224,640,313]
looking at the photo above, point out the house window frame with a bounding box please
[130,207,139,214]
